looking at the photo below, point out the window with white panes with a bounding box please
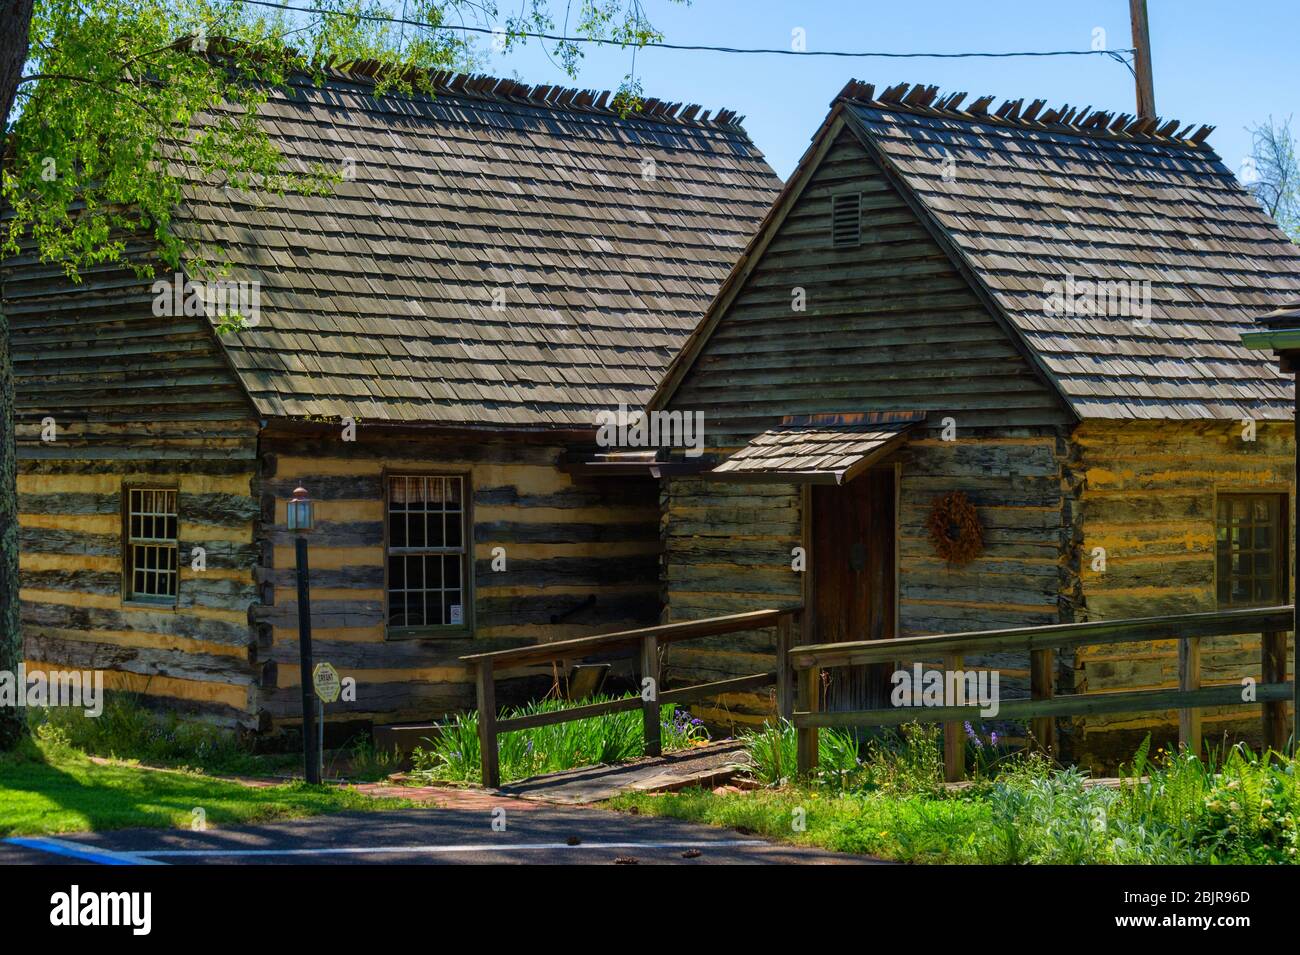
[125,487,179,602]
[386,474,468,632]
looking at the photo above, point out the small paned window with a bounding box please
[386,475,469,633]
[125,487,179,602]
[1216,494,1287,607]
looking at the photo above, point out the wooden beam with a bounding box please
[790,605,1292,670]
[1262,630,1289,755]
[461,608,793,668]
[1129,0,1156,119]
[1178,634,1202,757]
[474,662,500,789]
[775,611,794,723]
[1030,647,1055,756]
[792,681,1294,728]
[943,652,965,782]
[796,665,820,776]
[495,695,642,733]
[641,633,662,758]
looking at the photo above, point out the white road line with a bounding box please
[5,836,167,865]
[127,839,767,859]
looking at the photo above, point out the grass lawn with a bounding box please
[0,735,415,837]
[608,724,1300,865]
[609,787,992,863]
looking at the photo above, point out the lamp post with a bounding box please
[287,485,320,784]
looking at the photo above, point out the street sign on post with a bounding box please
[312,662,341,704]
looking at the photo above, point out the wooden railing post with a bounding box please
[1262,629,1289,754]
[943,653,965,782]
[1178,634,1202,757]
[776,611,794,723]
[796,665,819,776]
[641,633,662,757]
[1030,647,1055,757]
[475,661,500,788]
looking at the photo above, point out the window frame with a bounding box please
[382,469,474,640]
[121,483,180,608]
[1214,490,1290,610]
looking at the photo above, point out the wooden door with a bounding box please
[811,467,896,710]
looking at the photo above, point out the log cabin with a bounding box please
[4,67,781,735]
[648,81,1300,771]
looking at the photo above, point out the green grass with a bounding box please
[608,725,1300,864]
[612,785,993,862]
[32,696,296,777]
[30,696,401,782]
[410,697,710,784]
[0,729,415,837]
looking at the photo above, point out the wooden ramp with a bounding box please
[493,740,750,805]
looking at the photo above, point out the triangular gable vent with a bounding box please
[831,192,862,248]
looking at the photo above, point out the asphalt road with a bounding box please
[1,806,877,865]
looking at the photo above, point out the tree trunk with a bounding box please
[0,304,22,749]
[0,0,34,750]
[0,0,34,122]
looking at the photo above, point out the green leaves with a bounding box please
[3,0,672,283]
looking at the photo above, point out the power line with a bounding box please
[239,0,1134,63]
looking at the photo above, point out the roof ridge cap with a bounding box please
[190,36,751,133]
[835,79,1216,149]
[320,60,748,131]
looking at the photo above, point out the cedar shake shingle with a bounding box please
[180,70,781,427]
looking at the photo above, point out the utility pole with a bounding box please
[1129,0,1156,119]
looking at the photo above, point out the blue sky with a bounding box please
[480,0,1297,181]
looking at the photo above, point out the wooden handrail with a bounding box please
[788,604,1296,782]
[461,608,791,669]
[462,606,801,788]
[790,605,1292,669]
[795,682,1295,728]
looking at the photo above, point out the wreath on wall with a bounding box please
[926,491,984,566]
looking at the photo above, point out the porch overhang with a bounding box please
[705,411,924,485]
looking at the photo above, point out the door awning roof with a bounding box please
[707,411,923,484]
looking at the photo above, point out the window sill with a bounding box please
[122,598,179,610]
[386,626,474,641]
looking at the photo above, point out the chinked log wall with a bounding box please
[1075,419,1297,771]
[256,431,662,728]
[660,429,1073,732]
[659,477,804,726]
[8,260,266,730]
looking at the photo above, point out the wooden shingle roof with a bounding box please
[709,411,922,484]
[836,82,1300,420]
[180,69,780,427]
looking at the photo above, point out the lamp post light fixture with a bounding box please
[287,484,316,533]
[288,485,321,784]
